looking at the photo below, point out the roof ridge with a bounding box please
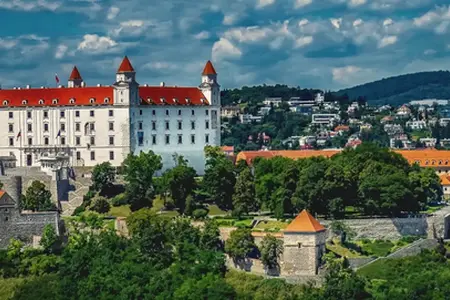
[284,210,325,233]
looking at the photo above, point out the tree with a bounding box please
[225,228,256,263]
[40,224,59,253]
[274,162,298,218]
[200,220,222,251]
[201,146,236,210]
[329,221,355,244]
[89,196,111,214]
[91,162,115,193]
[232,167,256,217]
[21,181,55,212]
[162,155,197,213]
[122,151,162,211]
[260,235,283,271]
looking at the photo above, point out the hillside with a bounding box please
[335,71,450,105]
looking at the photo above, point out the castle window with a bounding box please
[205,120,209,129]
[205,109,209,116]
[27,111,31,119]
[4,217,8,222]
[152,121,156,130]
[152,110,156,116]
[191,121,195,130]
[28,138,32,145]
[89,98,96,104]
[152,135,156,145]
[166,109,169,116]
[147,97,152,103]
[165,121,170,130]
[8,111,13,118]
[39,99,44,105]
[61,123,66,132]
[191,110,195,116]
[165,134,170,145]
[76,151,81,160]
[44,124,49,132]
[439,160,443,165]
[178,134,183,144]
[432,160,436,165]
[22,100,28,105]
[90,151,95,161]
[109,151,114,160]
[3,100,9,106]
[9,137,13,146]
[52,99,58,105]
[140,110,142,115]
[43,111,48,118]
[61,137,66,145]
[173,98,178,104]
[178,121,182,130]
[90,110,95,117]
[178,110,181,116]
[27,123,32,132]
[109,110,114,117]
[205,134,209,144]
[138,122,143,130]
[75,123,80,132]
[109,122,114,131]
[60,111,65,118]
[44,137,49,145]
[298,243,302,248]
[75,111,80,118]
[75,137,80,145]
[69,98,75,104]
[8,124,13,133]
[109,136,114,145]
[191,134,195,144]
[104,97,110,104]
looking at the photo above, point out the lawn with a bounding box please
[214,218,254,228]
[326,240,365,258]
[109,205,131,217]
[358,240,395,257]
[207,204,228,216]
[253,220,288,231]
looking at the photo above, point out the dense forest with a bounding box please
[336,71,450,105]
[220,71,450,107]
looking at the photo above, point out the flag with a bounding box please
[16,130,21,141]
[56,130,61,139]
[55,73,60,84]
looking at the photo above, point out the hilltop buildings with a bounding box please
[0,57,220,174]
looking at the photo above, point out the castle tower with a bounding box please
[282,210,327,276]
[113,56,139,106]
[199,60,220,106]
[67,66,84,88]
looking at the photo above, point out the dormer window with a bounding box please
[52,99,58,105]
[104,97,110,104]
[38,99,44,105]
[173,98,178,104]
[425,160,429,165]
[160,97,165,103]
[89,98,96,104]
[439,160,443,165]
[446,161,449,165]
[3,100,9,106]
[147,97,153,104]
[185,98,191,104]
[432,160,436,165]
[22,100,28,105]
[69,98,75,104]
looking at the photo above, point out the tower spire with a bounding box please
[202,60,217,75]
[68,66,84,88]
[117,56,135,73]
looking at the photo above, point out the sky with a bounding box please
[0,0,449,91]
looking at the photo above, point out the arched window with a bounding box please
[38,99,44,105]
[69,98,75,104]
[22,100,28,105]
[3,100,9,106]
[52,99,58,105]
[89,98,95,104]
[431,160,436,165]
[425,160,429,165]
[104,97,110,104]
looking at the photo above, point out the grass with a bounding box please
[326,240,365,258]
[109,205,131,217]
[357,258,389,276]
[214,218,254,228]
[358,240,395,257]
[0,277,24,300]
[253,220,288,231]
[207,204,228,216]
[421,204,446,214]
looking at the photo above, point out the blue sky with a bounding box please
[0,0,449,91]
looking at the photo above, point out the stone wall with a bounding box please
[0,208,59,248]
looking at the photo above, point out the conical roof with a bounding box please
[117,56,135,73]
[202,60,217,75]
[284,210,326,233]
[69,66,82,80]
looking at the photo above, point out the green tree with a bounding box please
[409,166,442,210]
[88,195,111,214]
[40,224,59,253]
[260,235,283,271]
[200,220,222,251]
[225,228,256,263]
[274,162,298,218]
[201,146,236,210]
[91,162,115,192]
[122,151,162,211]
[232,167,256,217]
[21,181,55,212]
[162,155,197,213]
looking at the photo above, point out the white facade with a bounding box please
[406,120,427,130]
[0,57,220,175]
[311,114,340,125]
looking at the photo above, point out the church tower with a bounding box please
[199,60,220,106]
[68,66,84,88]
[113,56,139,106]
[282,210,327,276]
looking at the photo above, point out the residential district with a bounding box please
[1,57,450,299]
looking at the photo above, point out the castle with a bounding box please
[0,57,221,175]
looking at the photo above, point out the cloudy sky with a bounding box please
[0,0,449,91]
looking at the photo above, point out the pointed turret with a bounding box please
[68,66,84,88]
[284,210,325,233]
[117,56,135,73]
[202,60,217,75]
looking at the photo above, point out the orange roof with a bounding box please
[236,150,340,165]
[117,56,135,73]
[202,60,217,75]
[335,125,350,131]
[440,174,450,185]
[394,149,450,167]
[0,190,4,198]
[69,66,82,80]
[222,146,234,152]
[285,210,325,233]
[139,86,209,106]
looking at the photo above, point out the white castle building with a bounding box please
[0,57,221,175]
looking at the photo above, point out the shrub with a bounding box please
[192,209,208,220]
[111,193,128,207]
[89,196,111,214]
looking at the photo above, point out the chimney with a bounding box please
[26,85,30,89]
[160,82,165,87]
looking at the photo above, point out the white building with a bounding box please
[0,57,220,175]
[311,114,340,126]
[263,97,282,107]
[406,120,427,130]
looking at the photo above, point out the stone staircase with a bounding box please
[61,177,92,216]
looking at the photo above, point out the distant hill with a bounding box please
[335,71,450,106]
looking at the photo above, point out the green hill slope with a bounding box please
[335,71,450,105]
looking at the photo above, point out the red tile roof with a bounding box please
[0,190,5,198]
[139,86,209,106]
[0,87,114,107]
[285,210,326,233]
[202,60,217,75]
[69,66,82,80]
[117,56,134,73]
[440,174,450,186]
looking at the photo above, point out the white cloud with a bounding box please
[383,18,394,27]
[330,18,342,29]
[353,19,363,27]
[0,0,61,11]
[298,19,309,27]
[194,31,211,40]
[0,39,18,49]
[143,62,177,70]
[294,36,313,48]
[223,26,272,43]
[332,66,361,82]
[256,0,275,9]
[55,44,68,59]
[77,34,118,54]
[223,14,239,26]
[212,38,242,61]
[107,6,120,20]
[435,21,449,34]
[294,0,312,9]
[349,0,366,8]
[414,5,450,29]
[378,35,397,48]
[424,49,436,56]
